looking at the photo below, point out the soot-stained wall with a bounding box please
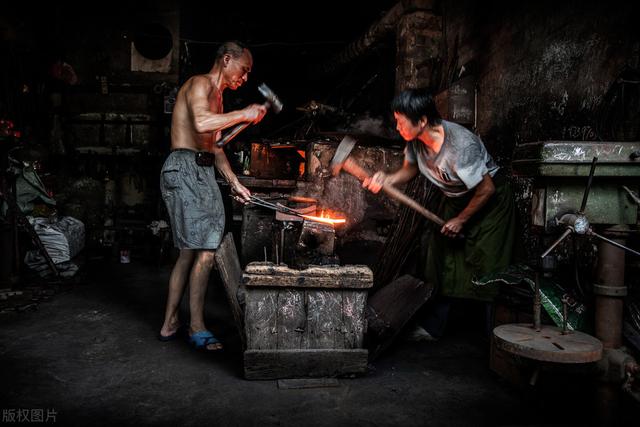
[440,0,639,163]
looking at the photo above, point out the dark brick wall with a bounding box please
[440,0,640,163]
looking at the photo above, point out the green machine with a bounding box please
[493,141,640,423]
[512,141,639,231]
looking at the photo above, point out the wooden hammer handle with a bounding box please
[342,158,446,227]
[216,122,251,147]
[217,98,276,147]
[382,183,445,227]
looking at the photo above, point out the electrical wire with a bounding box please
[179,38,347,47]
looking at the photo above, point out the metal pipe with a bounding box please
[595,229,626,349]
[280,228,285,265]
[540,227,572,258]
[594,227,628,427]
[533,271,541,331]
[561,296,569,335]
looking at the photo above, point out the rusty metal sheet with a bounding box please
[493,323,603,363]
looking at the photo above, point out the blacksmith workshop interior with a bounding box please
[1,0,640,426]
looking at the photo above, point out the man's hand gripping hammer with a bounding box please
[217,83,283,147]
[330,136,462,237]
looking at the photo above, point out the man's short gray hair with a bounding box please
[216,40,248,62]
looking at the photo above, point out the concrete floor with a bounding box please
[1,259,636,426]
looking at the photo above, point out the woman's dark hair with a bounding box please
[391,88,442,126]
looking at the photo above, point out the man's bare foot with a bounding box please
[158,320,182,341]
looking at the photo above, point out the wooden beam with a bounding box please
[366,274,434,360]
[277,378,340,389]
[243,262,373,289]
[214,233,246,349]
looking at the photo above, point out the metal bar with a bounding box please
[236,195,308,220]
[579,156,598,213]
[534,270,541,331]
[561,296,569,335]
[590,230,640,257]
[622,185,640,206]
[238,195,339,225]
[280,228,285,266]
[249,196,299,216]
[250,196,304,217]
[540,228,573,258]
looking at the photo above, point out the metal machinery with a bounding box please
[495,141,640,425]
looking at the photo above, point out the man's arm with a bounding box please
[441,173,495,237]
[212,145,251,202]
[187,76,265,134]
[363,160,419,193]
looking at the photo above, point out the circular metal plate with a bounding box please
[493,323,603,363]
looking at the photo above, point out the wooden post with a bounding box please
[214,233,246,348]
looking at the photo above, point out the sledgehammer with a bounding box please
[330,135,450,230]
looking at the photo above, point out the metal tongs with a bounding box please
[231,194,311,220]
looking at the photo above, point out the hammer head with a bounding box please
[258,83,283,114]
[330,135,357,176]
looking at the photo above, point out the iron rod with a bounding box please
[579,156,598,213]
[540,228,573,258]
[534,271,541,331]
[590,230,640,257]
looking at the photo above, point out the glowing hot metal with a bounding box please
[300,214,346,225]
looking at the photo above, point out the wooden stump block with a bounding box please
[243,262,373,379]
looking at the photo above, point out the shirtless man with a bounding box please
[158,41,266,351]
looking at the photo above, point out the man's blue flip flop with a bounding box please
[189,330,223,351]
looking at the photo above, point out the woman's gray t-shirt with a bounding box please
[404,120,499,197]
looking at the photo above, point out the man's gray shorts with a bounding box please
[160,149,225,249]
